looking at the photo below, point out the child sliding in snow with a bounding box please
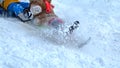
[0,0,33,22]
[0,0,64,29]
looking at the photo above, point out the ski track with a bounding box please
[0,0,120,68]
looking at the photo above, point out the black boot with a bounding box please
[18,8,33,22]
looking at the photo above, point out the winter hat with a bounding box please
[30,0,64,26]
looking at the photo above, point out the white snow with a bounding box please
[0,0,120,68]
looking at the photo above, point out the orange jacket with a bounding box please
[0,0,20,10]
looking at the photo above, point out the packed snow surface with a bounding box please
[0,0,120,68]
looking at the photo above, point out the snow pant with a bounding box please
[7,2,30,17]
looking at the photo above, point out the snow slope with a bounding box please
[0,0,120,68]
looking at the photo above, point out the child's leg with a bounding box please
[7,2,33,22]
[7,2,24,16]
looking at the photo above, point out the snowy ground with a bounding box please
[0,0,120,68]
